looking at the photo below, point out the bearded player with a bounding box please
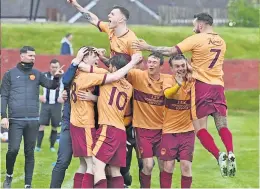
[133,13,236,178]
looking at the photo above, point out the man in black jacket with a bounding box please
[1,46,64,189]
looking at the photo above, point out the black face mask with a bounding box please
[20,62,34,70]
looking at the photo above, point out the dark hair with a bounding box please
[79,46,98,58]
[20,46,35,54]
[113,5,130,20]
[50,59,60,64]
[66,33,72,38]
[168,54,187,67]
[109,54,129,70]
[194,13,213,26]
[148,53,164,65]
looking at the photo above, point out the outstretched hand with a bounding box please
[132,39,150,51]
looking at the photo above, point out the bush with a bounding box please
[228,0,259,27]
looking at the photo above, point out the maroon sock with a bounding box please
[160,171,172,188]
[197,128,220,159]
[81,173,94,188]
[109,176,124,188]
[73,173,84,188]
[181,175,192,189]
[94,179,107,188]
[219,127,233,153]
[140,171,151,188]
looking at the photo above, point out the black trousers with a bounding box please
[50,127,72,188]
[6,120,39,185]
[120,126,143,186]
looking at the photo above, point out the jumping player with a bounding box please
[132,12,236,177]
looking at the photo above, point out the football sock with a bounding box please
[94,179,107,188]
[197,128,220,159]
[219,127,233,153]
[81,173,94,188]
[140,171,151,188]
[109,176,124,188]
[73,173,84,188]
[181,175,192,188]
[36,131,44,148]
[50,129,57,148]
[160,171,172,188]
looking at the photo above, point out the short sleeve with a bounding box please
[78,73,107,90]
[91,66,109,74]
[127,69,144,85]
[97,21,109,34]
[176,35,198,54]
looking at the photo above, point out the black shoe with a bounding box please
[3,176,12,189]
[25,185,31,189]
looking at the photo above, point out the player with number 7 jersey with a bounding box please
[133,13,236,179]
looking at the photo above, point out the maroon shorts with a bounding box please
[191,80,227,120]
[93,125,126,167]
[70,123,96,157]
[160,131,195,162]
[135,128,162,159]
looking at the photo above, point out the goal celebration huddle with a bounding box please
[1,0,237,188]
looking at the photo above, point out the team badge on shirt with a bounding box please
[29,74,35,80]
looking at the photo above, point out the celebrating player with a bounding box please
[70,47,142,188]
[160,54,194,188]
[68,0,141,60]
[132,13,236,177]
[126,53,166,188]
[75,53,142,188]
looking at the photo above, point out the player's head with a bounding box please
[66,33,73,41]
[193,13,213,33]
[20,46,36,64]
[108,54,129,73]
[147,53,164,75]
[80,46,99,66]
[169,54,192,79]
[108,5,129,29]
[49,59,60,75]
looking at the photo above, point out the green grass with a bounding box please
[2,23,259,59]
[1,90,259,188]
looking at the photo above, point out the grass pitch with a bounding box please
[1,23,258,59]
[0,90,259,188]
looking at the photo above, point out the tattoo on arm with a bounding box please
[82,12,93,22]
[148,46,176,56]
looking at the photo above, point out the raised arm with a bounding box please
[104,53,143,84]
[132,39,178,57]
[68,0,99,26]
[40,66,64,89]
[62,63,78,87]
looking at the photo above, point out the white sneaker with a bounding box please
[218,152,228,177]
[227,152,237,177]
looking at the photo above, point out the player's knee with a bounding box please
[180,161,192,176]
[8,147,20,156]
[143,161,154,174]
[24,149,34,159]
[163,161,174,173]
[110,166,121,177]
